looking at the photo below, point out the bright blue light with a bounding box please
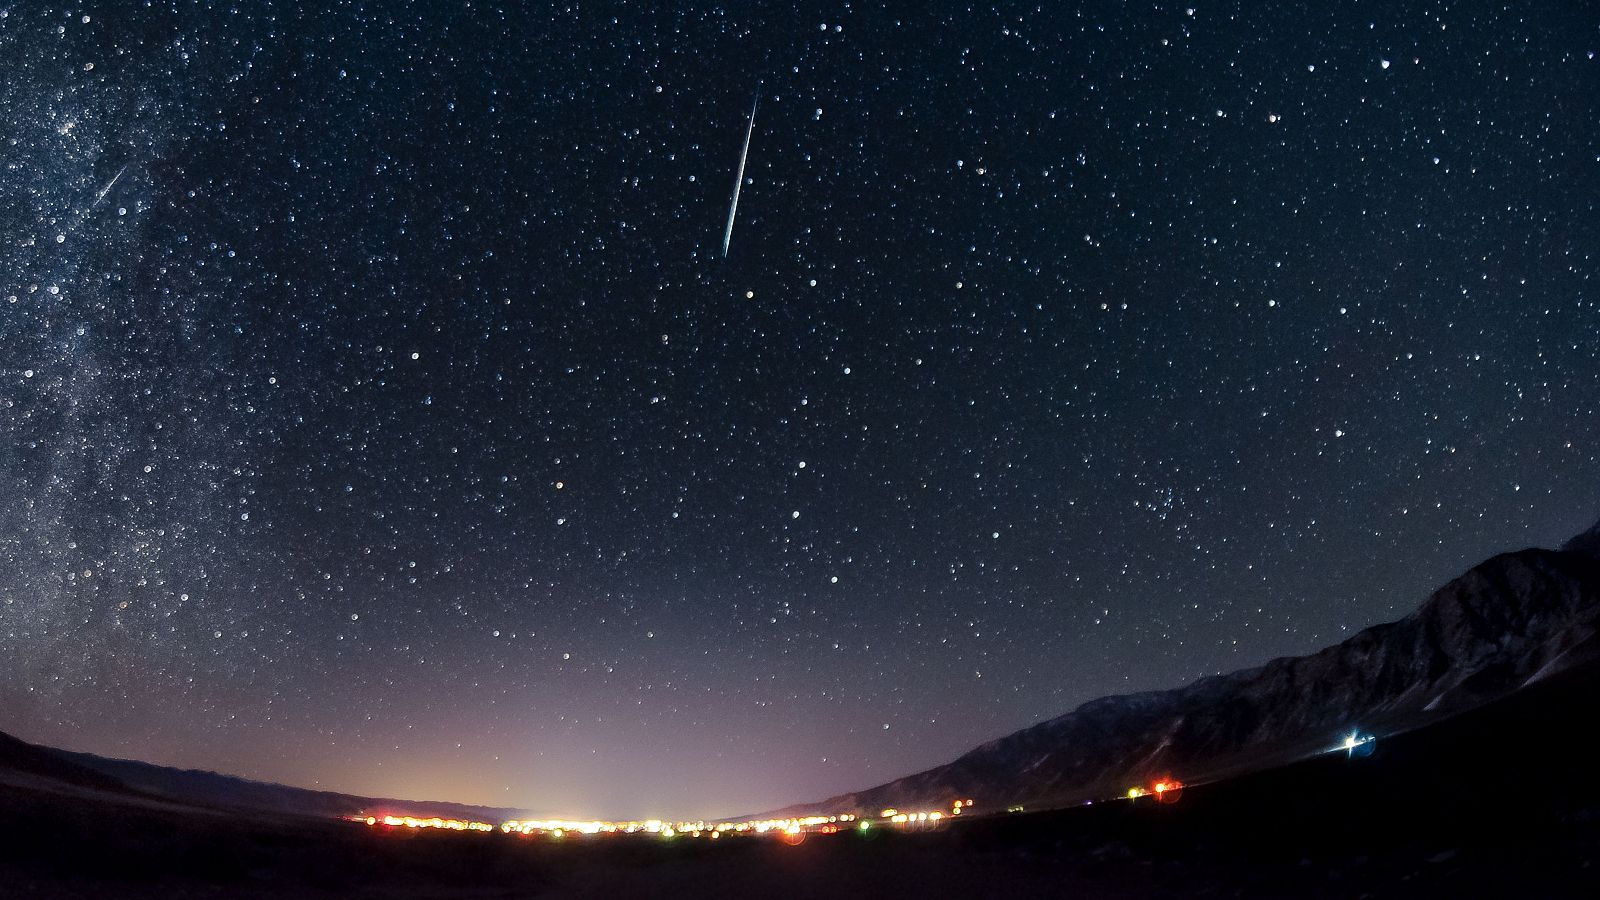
[1341,730,1376,758]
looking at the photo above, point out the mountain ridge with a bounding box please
[753,522,1600,820]
[0,732,535,825]
[46,748,534,823]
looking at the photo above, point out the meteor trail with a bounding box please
[94,164,128,207]
[721,90,759,258]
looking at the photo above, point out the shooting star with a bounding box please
[94,164,128,207]
[721,89,760,258]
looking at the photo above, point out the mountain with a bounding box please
[0,732,530,824]
[0,729,131,794]
[1561,517,1600,558]
[45,749,532,823]
[765,518,1600,819]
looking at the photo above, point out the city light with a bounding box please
[353,815,497,832]
[345,785,1197,846]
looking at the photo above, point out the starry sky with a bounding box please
[2,1,1598,820]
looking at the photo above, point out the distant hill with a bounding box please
[0,730,530,824]
[44,749,531,823]
[760,517,1600,819]
[0,729,130,794]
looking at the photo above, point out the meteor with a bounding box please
[720,89,759,258]
[94,164,128,207]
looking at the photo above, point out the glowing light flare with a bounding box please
[358,807,878,843]
[1339,730,1377,758]
[371,814,493,832]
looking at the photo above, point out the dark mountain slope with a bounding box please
[0,729,130,794]
[44,748,531,823]
[0,726,528,824]
[1561,517,1600,558]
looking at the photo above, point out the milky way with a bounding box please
[2,3,1597,819]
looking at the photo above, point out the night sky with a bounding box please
[3,1,1598,820]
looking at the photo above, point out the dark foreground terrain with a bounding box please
[4,661,1598,898]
